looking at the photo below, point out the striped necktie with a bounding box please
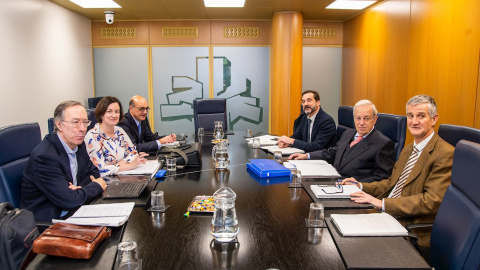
[391,146,419,198]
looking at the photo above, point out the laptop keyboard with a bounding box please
[117,182,145,197]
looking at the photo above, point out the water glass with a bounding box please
[117,241,139,267]
[273,151,283,163]
[290,169,302,187]
[150,190,165,211]
[198,127,204,137]
[178,133,186,145]
[307,203,325,227]
[245,129,253,138]
[252,138,260,149]
[166,156,176,172]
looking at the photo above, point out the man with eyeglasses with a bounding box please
[289,100,395,183]
[118,95,176,153]
[21,101,107,222]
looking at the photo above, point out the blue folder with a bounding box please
[246,159,291,178]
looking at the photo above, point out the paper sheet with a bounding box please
[330,213,408,236]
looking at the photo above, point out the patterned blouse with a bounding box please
[84,123,138,176]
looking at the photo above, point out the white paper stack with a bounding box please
[117,160,160,175]
[283,160,340,177]
[330,213,408,237]
[52,202,135,227]
[246,135,279,146]
[310,184,361,198]
[261,145,305,155]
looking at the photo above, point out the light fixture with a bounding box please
[204,0,246,8]
[69,0,121,8]
[326,0,376,10]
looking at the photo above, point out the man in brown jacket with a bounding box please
[343,95,454,248]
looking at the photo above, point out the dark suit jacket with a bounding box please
[362,133,454,247]
[118,111,162,153]
[20,133,104,222]
[310,128,395,183]
[291,108,336,152]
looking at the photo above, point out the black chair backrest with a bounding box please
[47,117,55,134]
[87,97,104,109]
[430,140,480,270]
[86,108,97,130]
[336,105,354,141]
[375,113,407,161]
[438,124,480,147]
[193,99,227,131]
[0,123,41,207]
[293,105,305,134]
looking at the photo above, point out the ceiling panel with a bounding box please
[49,0,384,21]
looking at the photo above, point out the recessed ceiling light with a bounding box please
[69,0,121,8]
[204,0,246,8]
[326,0,376,10]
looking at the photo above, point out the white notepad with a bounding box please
[52,202,135,227]
[310,184,361,198]
[330,213,408,237]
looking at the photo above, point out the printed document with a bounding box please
[311,184,361,198]
[118,160,160,175]
[246,135,279,146]
[330,213,408,236]
[283,160,340,177]
[52,202,135,227]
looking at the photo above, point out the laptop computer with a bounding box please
[102,161,163,199]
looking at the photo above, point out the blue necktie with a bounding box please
[307,119,312,142]
[137,123,141,135]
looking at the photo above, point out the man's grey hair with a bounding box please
[406,95,437,117]
[353,99,377,117]
[53,100,82,132]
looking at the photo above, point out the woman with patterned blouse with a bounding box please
[84,96,148,176]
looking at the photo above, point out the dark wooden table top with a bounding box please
[29,133,429,270]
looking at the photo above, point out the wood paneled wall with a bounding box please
[343,0,480,141]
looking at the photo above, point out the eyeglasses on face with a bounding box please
[134,106,150,112]
[354,116,374,122]
[62,120,91,128]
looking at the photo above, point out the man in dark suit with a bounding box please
[344,95,454,247]
[118,95,176,153]
[21,101,107,222]
[277,90,336,152]
[289,100,395,182]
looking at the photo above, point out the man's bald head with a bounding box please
[129,95,150,121]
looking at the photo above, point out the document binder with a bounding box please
[246,159,291,178]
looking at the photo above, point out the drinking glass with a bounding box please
[289,169,302,187]
[245,129,253,138]
[198,127,204,137]
[166,156,176,172]
[273,151,283,163]
[252,138,260,149]
[117,241,140,269]
[150,190,165,211]
[307,203,325,227]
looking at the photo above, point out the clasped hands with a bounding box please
[277,136,295,148]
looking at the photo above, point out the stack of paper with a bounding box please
[310,184,361,198]
[118,160,160,175]
[246,135,279,146]
[283,160,340,178]
[52,202,135,227]
[261,146,305,155]
[330,213,408,236]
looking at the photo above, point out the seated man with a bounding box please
[277,90,336,152]
[289,100,395,183]
[21,101,107,222]
[118,95,176,153]
[343,95,454,248]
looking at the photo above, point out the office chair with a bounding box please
[429,140,480,270]
[438,124,480,147]
[87,96,104,109]
[86,108,97,130]
[47,117,55,134]
[336,105,354,141]
[0,123,41,207]
[375,112,407,161]
[193,98,227,132]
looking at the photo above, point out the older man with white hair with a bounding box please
[289,99,395,183]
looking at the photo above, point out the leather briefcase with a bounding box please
[32,223,111,259]
[157,142,202,168]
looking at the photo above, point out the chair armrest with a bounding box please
[406,223,433,232]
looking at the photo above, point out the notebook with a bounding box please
[246,159,291,178]
[310,184,361,198]
[102,161,162,199]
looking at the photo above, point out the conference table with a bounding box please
[28,133,430,270]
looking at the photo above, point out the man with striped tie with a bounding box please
[343,95,454,248]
